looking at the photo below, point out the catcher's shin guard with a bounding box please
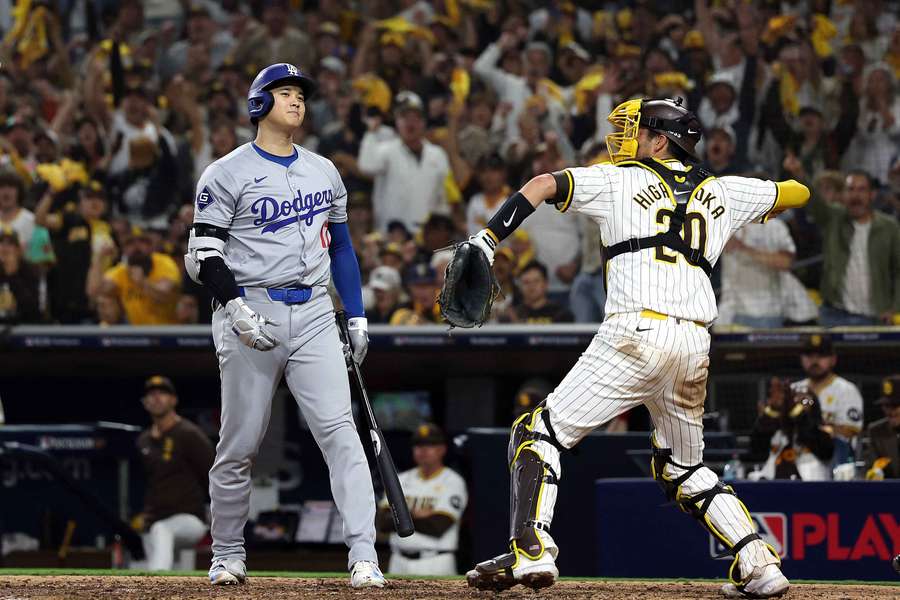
[508,403,562,559]
[650,437,780,587]
[467,405,563,592]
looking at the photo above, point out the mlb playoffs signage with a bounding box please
[710,512,899,562]
[596,480,900,580]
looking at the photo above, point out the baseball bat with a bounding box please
[335,311,415,538]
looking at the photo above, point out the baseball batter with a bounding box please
[184,63,385,588]
[464,98,810,599]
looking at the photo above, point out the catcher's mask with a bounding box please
[605,97,702,163]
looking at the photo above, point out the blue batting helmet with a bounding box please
[247,63,317,124]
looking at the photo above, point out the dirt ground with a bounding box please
[1,576,898,600]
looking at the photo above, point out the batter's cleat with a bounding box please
[350,560,387,588]
[209,558,247,585]
[466,549,558,592]
[721,564,790,598]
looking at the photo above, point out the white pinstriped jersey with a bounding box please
[792,375,864,439]
[559,159,778,324]
[381,467,467,553]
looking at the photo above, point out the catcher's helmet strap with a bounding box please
[603,158,714,275]
[639,115,695,140]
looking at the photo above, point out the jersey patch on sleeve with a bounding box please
[196,185,217,212]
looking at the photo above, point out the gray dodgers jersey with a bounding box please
[193,143,348,288]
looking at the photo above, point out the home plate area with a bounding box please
[2,576,897,600]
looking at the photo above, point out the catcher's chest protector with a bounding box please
[603,158,715,276]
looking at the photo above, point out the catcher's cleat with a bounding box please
[466,548,558,592]
[466,552,518,592]
[721,564,790,599]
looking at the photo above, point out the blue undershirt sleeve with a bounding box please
[328,222,365,318]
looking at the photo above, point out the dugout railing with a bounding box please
[2,324,897,433]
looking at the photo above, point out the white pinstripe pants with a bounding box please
[547,312,709,462]
[539,312,777,578]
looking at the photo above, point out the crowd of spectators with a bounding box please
[0,0,898,327]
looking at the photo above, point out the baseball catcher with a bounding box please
[451,97,810,598]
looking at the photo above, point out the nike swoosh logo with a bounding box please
[674,190,690,196]
[254,176,268,183]
[636,326,653,332]
[688,129,699,135]
[503,208,517,228]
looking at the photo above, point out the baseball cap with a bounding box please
[411,423,446,446]
[380,242,403,258]
[799,105,824,118]
[202,81,232,102]
[525,41,553,60]
[706,72,737,94]
[123,80,153,100]
[422,213,454,231]
[477,152,506,171]
[495,247,515,263]
[709,125,736,143]
[80,180,106,199]
[369,265,401,292]
[561,41,590,62]
[317,21,341,37]
[380,31,406,47]
[386,220,411,240]
[144,375,176,395]
[126,225,152,242]
[876,375,900,407]
[320,56,347,77]
[404,262,437,286]
[394,91,424,115]
[683,29,705,50]
[801,333,834,356]
[514,378,553,415]
[187,3,210,18]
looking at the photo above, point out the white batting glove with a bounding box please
[224,297,280,351]
[469,229,497,266]
[345,317,369,365]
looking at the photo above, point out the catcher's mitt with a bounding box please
[438,241,500,328]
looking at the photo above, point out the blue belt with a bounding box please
[238,286,312,305]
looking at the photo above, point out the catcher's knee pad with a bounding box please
[650,442,779,585]
[507,404,563,559]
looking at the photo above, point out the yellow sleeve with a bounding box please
[766,179,810,220]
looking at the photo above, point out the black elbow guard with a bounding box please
[546,170,574,212]
[198,255,241,307]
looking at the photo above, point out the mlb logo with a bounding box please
[196,186,216,211]
[710,513,788,559]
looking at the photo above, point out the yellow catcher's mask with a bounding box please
[606,97,702,164]
[605,98,643,163]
